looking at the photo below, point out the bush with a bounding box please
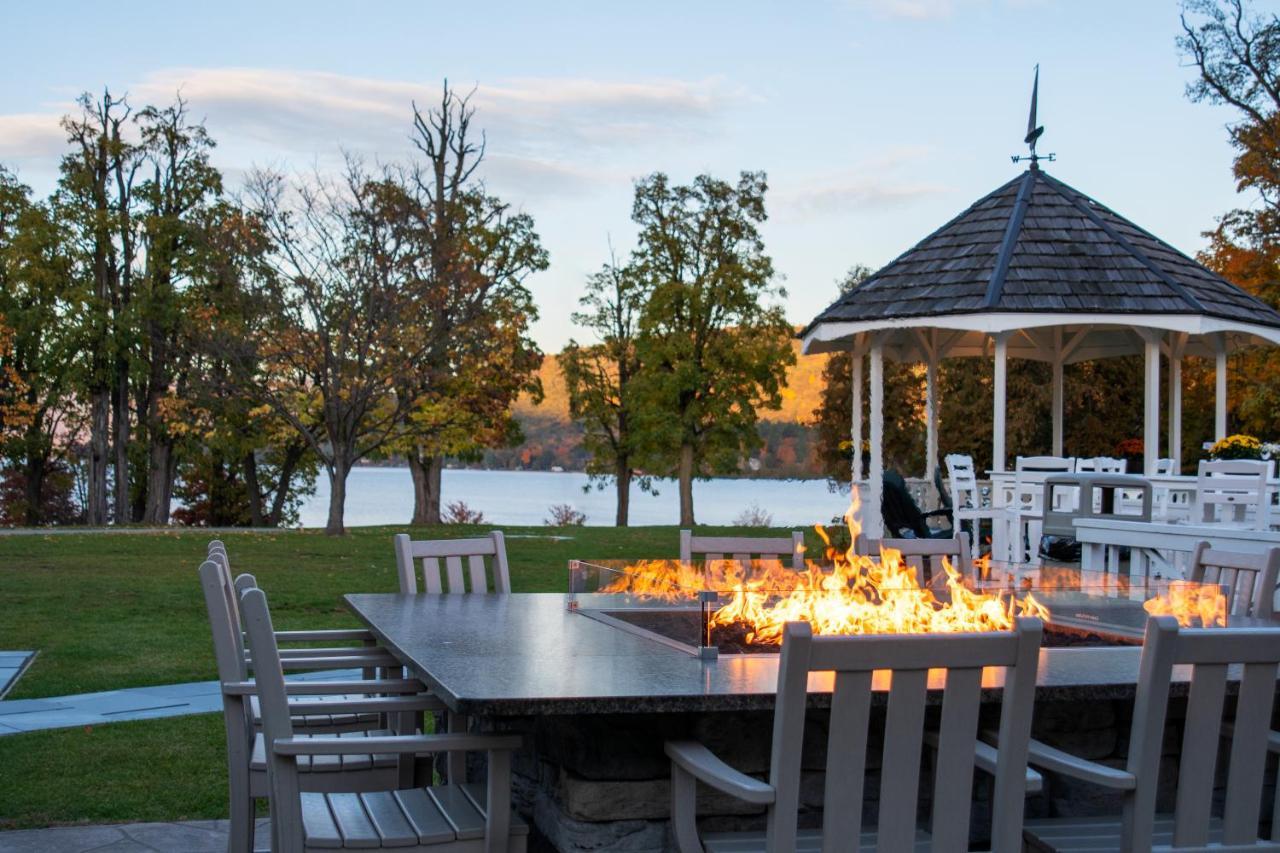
[545,503,586,526]
[733,502,773,527]
[442,500,485,524]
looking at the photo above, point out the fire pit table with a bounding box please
[345,562,1272,852]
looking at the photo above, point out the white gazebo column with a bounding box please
[850,349,863,484]
[1051,355,1064,457]
[992,332,1009,472]
[1214,333,1228,441]
[1141,330,1162,476]
[867,334,885,540]
[925,354,938,486]
[1167,333,1185,473]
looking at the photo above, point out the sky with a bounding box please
[0,0,1258,351]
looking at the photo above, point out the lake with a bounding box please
[300,467,852,528]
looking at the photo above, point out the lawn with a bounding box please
[0,523,823,828]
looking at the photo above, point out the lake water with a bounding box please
[300,467,852,528]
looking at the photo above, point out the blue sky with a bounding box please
[0,0,1254,350]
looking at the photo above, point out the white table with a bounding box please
[1073,517,1280,577]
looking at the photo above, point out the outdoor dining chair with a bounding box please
[665,617,1044,852]
[946,453,994,561]
[679,529,806,571]
[393,531,511,595]
[1194,459,1274,530]
[1186,541,1280,620]
[1019,616,1280,852]
[241,585,530,853]
[201,559,442,853]
[1073,457,1126,474]
[1002,456,1075,565]
[873,535,973,585]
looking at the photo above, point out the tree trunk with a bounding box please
[23,454,46,527]
[142,439,174,525]
[408,450,444,525]
[87,388,110,525]
[615,457,631,527]
[243,452,265,528]
[267,443,305,527]
[678,443,695,527]
[325,457,349,535]
[111,365,130,525]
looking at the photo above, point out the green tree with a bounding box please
[630,171,795,526]
[560,252,649,525]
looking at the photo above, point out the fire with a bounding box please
[1143,580,1228,627]
[602,492,1049,645]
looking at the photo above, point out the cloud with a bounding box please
[777,146,950,216]
[0,68,740,200]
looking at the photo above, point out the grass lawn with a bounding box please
[0,522,824,828]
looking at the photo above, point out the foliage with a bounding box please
[0,462,79,526]
[732,502,774,527]
[629,171,796,525]
[544,503,587,526]
[441,500,486,524]
[1209,433,1264,459]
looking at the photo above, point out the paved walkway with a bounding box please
[0,819,271,852]
[0,668,362,735]
[0,653,33,699]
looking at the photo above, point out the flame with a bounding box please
[603,492,1049,644]
[1143,580,1228,627]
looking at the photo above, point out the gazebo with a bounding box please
[800,161,1280,538]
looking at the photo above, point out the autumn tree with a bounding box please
[560,252,649,525]
[630,172,795,526]
[389,86,546,524]
[240,160,431,534]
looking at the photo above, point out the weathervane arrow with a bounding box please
[1012,64,1053,166]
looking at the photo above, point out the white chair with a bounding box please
[1003,457,1074,565]
[1187,541,1280,620]
[945,453,995,561]
[1021,616,1280,851]
[1154,458,1177,475]
[241,586,530,853]
[393,532,511,594]
[666,617,1044,852]
[201,560,440,853]
[1073,457,1125,474]
[1194,459,1274,529]
[679,530,805,570]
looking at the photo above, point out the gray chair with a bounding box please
[1021,616,1280,851]
[666,617,1044,852]
[874,535,973,585]
[1187,541,1280,620]
[393,532,511,594]
[241,585,530,852]
[679,530,806,570]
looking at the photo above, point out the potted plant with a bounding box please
[1115,438,1144,474]
[1208,434,1263,461]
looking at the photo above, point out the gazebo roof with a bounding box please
[802,166,1280,355]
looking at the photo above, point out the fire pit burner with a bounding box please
[568,559,1229,659]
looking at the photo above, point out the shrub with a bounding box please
[442,500,485,524]
[733,502,773,527]
[545,503,586,526]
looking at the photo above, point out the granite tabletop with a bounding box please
[343,592,1184,717]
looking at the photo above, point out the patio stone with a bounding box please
[0,820,271,853]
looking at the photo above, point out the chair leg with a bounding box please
[228,790,254,853]
[670,764,705,853]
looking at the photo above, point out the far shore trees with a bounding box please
[630,171,795,526]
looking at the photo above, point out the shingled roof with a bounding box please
[805,166,1280,334]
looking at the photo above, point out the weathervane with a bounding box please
[1011,64,1055,167]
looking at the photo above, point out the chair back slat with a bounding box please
[877,667,928,850]
[820,670,872,853]
[769,619,1042,853]
[393,532,511,594]
[929,666,983,852]
[1171,662,1227,847]
[1188,542,1280,619]
[1121,617,1280,850]
[199,560,248,683]
[681,530,805,571]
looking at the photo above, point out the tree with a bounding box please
[132,96,223,524]
[0,167,83,524]
[392,85,546,525]
[241,160,429,534]
[630,172,795,526]
[560,252,649,525]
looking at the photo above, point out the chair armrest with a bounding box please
[249,647,390,660]
[923,731,1043,794]
[286,694,447,716]
[664,740,775,805]
[1024,738,1136,790]
[283,679,425,696]
[273,732,522,756]
[272,654,401,671]
[272,629,376,643]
